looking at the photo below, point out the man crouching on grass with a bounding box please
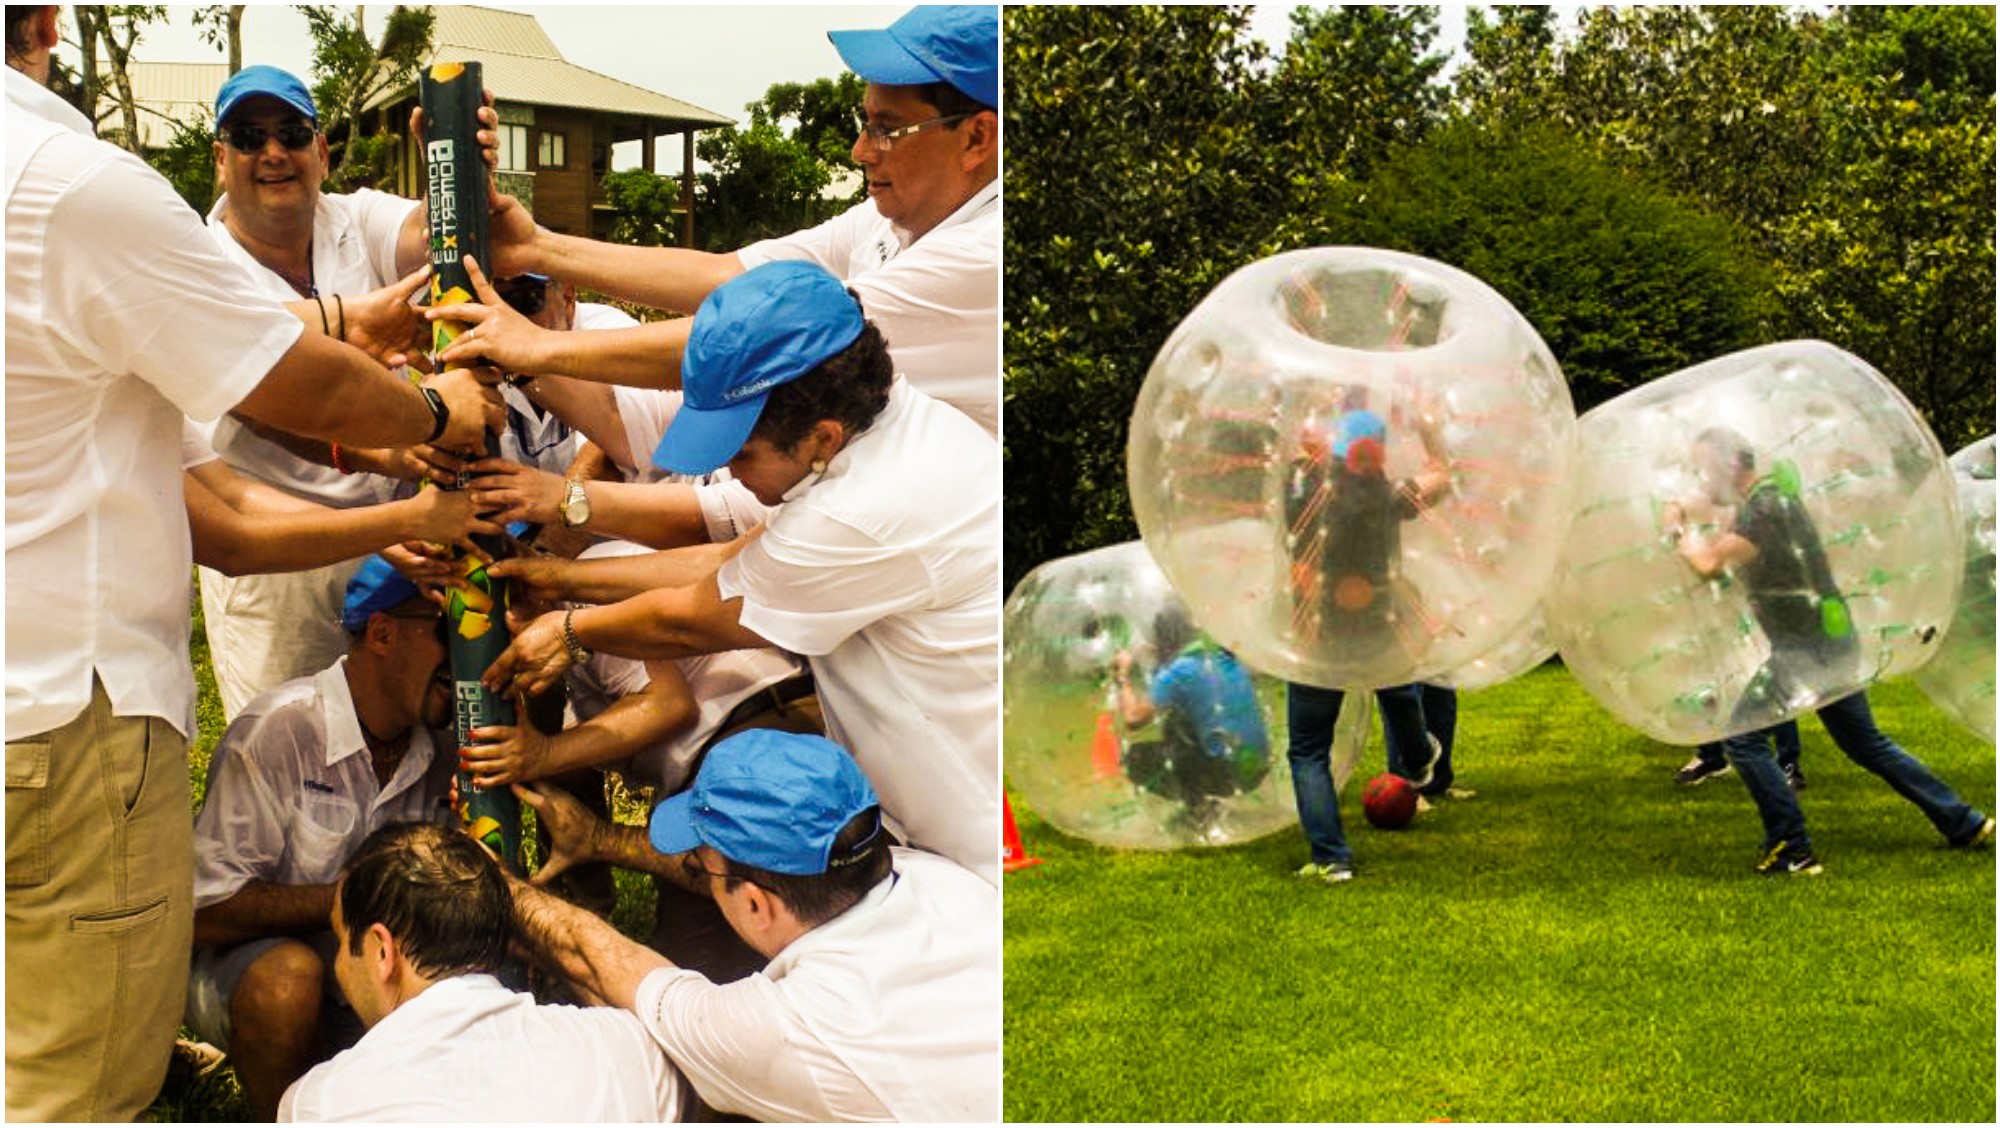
[508,729,1001,1122]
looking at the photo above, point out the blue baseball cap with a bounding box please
[215,64,318,127]
[341,555,423,632]
[1333,409,1387,461]
[649,731,882,876]
[651,261,865,476]
[829,6,998,110]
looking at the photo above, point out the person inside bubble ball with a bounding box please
[1283,392,1453,659]
[1666,425,1994,875]
[1110,612,1271,842]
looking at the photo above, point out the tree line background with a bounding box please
[1004,4,1996,593]
[60,6,863,251]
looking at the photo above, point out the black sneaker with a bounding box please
[1950,817,1995,849]
[1755,840,1823,876]
[1783,762,1807,792]
[1674,755,1732,786]
[1406,733,1442,791]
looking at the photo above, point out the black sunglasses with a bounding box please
[495,273,552,318]
[222,121,317,152]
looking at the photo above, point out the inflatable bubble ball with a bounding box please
[1913,437,1995,744]
[1428,604,1556,693]
[1002,541,1303,850]
[1549,340,1962,745]
[1127,246,1576,691]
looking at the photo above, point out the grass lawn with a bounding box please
[1004,663,1996,1123]
[146,589,660,1121]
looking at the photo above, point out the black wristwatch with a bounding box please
[420,385,450,443]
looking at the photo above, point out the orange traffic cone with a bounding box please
[1090,711,1121,782]
[1003,794,1042,873]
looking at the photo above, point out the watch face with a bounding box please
[563,482,590,526]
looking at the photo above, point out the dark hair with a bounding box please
[1695,426,1756,472]
[914,79,991,118]
[339,821,510,980]
[750,316,893,454]
[719,806,893,927]
[7,7,43,61]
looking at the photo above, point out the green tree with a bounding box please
[193,4,247,75]
[1263,4,1448,183]
[689,76,862,250]
[1004,5,1290,589]
[599,168,680,246]
[1322,120,1775,412]
[71,6,167,156]
[150,115,222,214]
[298,4,435,190]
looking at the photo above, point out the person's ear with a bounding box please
[34,7,60,51]
[960,108,998,170]
[365,922,398,983]
[808,419,846,463]
[364,611,398,654]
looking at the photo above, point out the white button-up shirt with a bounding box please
[5,67,302,741]
[282,973,689,1122]
[718,380,1001,885]
[192,659,454,909]
[633,848,999,1122]
[738,180,999,435]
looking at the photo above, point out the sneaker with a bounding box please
[1674,756,1733,786]
[1754,840,1823,876]
[165,1039,227,1089]
[1420,785,1477,802]
[1294,861,1355,884]
[1414,794,1433,814]
[1783,762,1807,792]
[1406,733,1442,791]
[1950,817,1995,849]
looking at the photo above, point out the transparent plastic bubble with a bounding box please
[1429,604,1556,692]
[1128,247,1576,690]
[1549,341,1962,744]
[1002,541,1306,850]
[1913,437,1995,743]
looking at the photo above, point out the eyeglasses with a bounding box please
[680,852,738,888]
[495,273,552,318]
[858,113,970,154]
[221,121,317,153]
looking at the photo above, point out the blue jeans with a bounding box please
[1722,691,1986,853]
[1391,683,1457,795]
[1697,720,1801,771]
[1286,682,1431,865]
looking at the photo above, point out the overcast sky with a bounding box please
[69,5,904,171]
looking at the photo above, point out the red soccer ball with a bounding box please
[1361,773,1418,829]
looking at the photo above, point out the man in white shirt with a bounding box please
[434,4,1001,434]
[480,263,1001,885]
[280,819,688,1122]
[196,64,525,718]
[510,730,999,1122]
[186,557,458,1119]
[3,9,497,1119]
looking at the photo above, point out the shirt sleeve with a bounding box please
[181,418,221,471]
[716,505,932,657]
[345,188,422,281]
[734,206,866,273]
[632,968,806,1122]
[190,706,312,910]
[693,476,770,542]
[40,146,302,422]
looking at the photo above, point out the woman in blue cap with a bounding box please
[481,260,1001,886]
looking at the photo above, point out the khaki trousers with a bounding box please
[6,680,193,1122]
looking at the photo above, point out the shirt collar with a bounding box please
[318,657,369,768]
[818,378,912,487]
[5,67,93,136]
[888,175,1000,248]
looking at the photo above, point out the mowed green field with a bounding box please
[1004,664,1996,1123]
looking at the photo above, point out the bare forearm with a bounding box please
[526,321,692,390]
[193,882,336,948]
[194,494,444,577]
[571,582,765,662]
[236,333,435,448]
[516,377,628,466]
[537,232,742,314]
[580,481,713,551]
[507,873,670,1008]
[546,689,696,776]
